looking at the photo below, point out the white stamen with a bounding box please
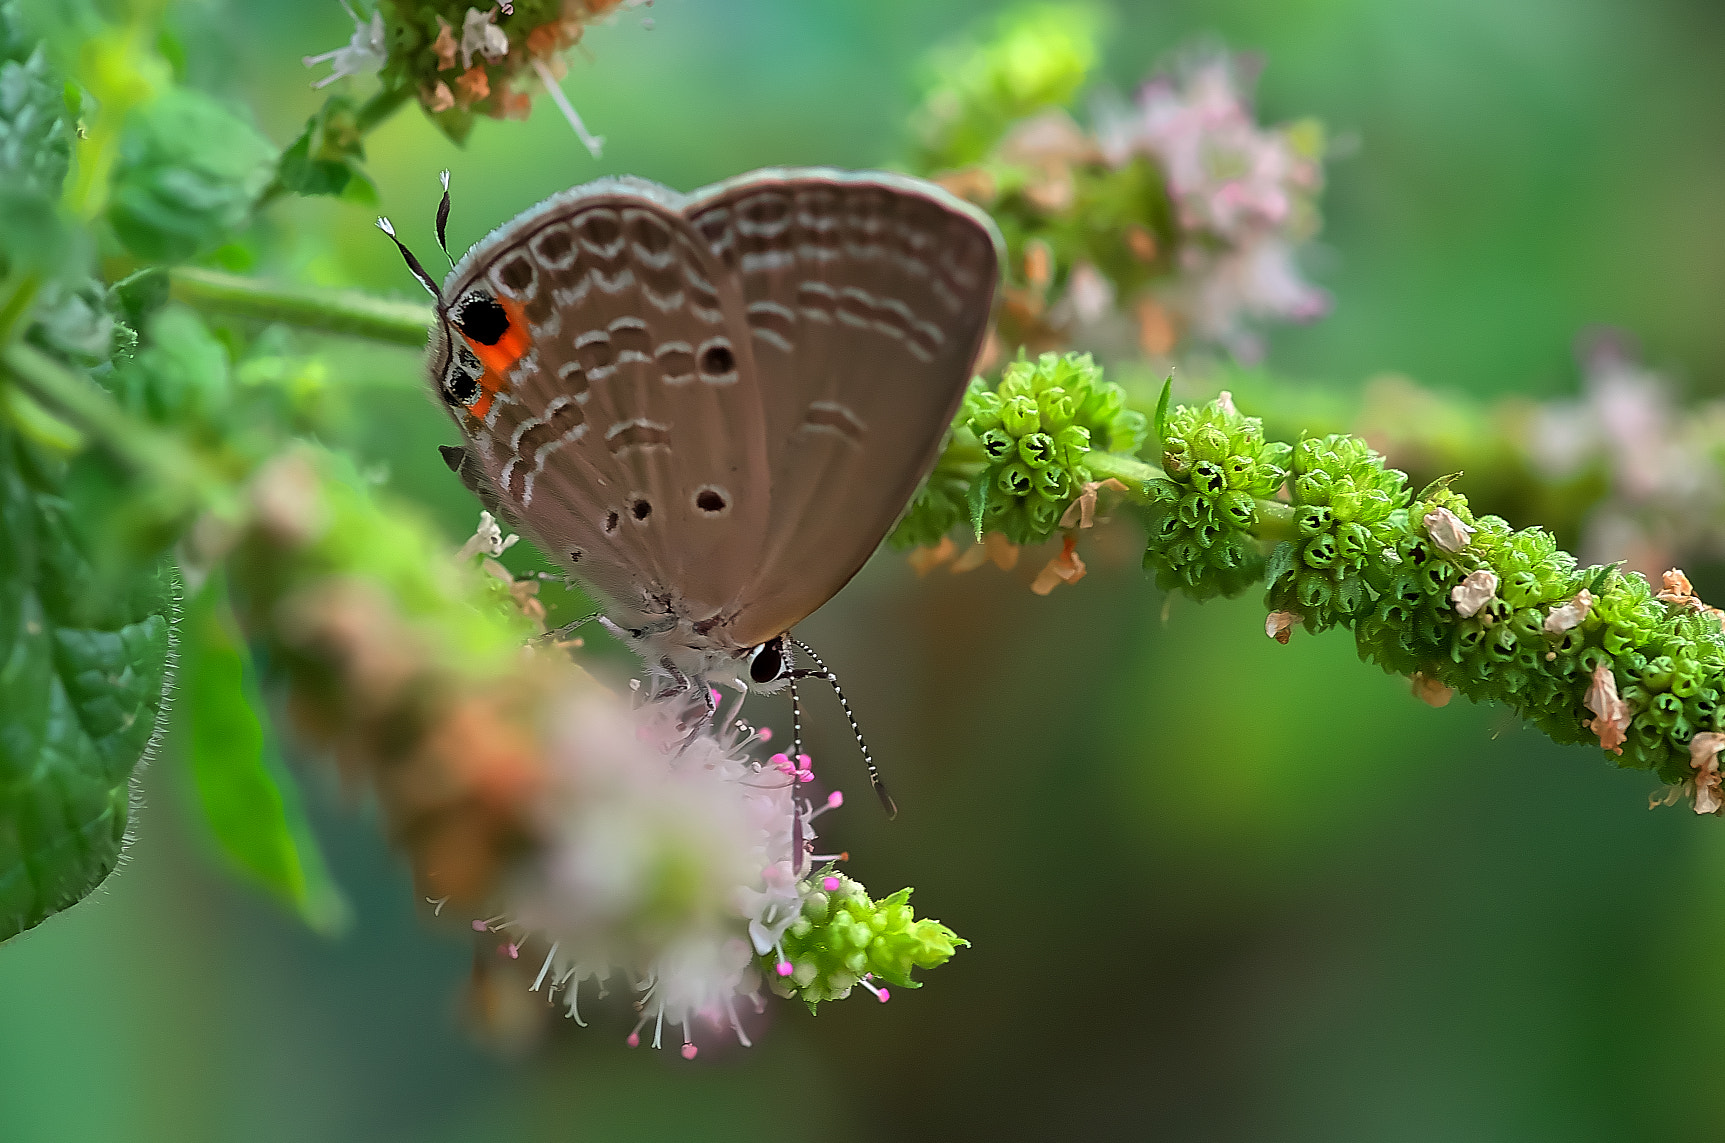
[530,56,606,159]
[531,942,559,991]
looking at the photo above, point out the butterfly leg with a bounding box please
[534,608,603,645]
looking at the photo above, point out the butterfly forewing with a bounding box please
[441,182,772,626]
[683,171,1001,645]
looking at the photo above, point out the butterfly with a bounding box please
[382,168,1002,809]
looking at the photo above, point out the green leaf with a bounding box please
[275,93,371,201]
[179,577,347,934]
[968,461,999,540]
[1153,375,1173,457]
[0,425,176,944]
[106,87,274,262]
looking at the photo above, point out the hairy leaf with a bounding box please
[0,426,176,943]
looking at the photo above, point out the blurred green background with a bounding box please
[6,0,1725,1139]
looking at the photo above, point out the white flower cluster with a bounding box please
[478,683,842,1058]
[1101,49,1329,360]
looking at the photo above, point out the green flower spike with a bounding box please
[1262,433,1410,628]
[769,872,967,1013]
[963,351,1147,547]
[1142,393,1291,600]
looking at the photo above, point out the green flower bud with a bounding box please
[1219,491,1256,529]
[979,427,1017,461]
[998,462,1034,498]
[1034,464,1073,501]
[967,389,1005,431]
[1055,424,1092,469]
[1193,425,1229,464]
[1018,432,1057,469]
[1192,460,1228,496]
[1002,394,1041,438]
[1038,386,1077,429]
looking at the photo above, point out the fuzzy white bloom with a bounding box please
[456,510,520,561]
[303,0,387,89]
[482,684,840,1057]
[461,6,511,70]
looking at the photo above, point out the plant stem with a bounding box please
[168,268,434,348]
[1,342,222,510]
[1251,498,1299,543]
[1086,450,1163,490]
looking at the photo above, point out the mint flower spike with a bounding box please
[1142,391,1292,600]
[769,873,968,1013]
[917,348,1145,551]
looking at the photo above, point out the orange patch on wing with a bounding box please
[463,297,532,422]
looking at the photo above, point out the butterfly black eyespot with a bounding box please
[455,294,510,346]
[748,636,787,685]
[442,368,481,407]
[631,498,652,521]
[603,511,620,534]
[700,343,735,375]
[695,488,727,514]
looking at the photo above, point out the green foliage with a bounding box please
[0,426,175,943]
[276,93,376,203]
[106,87,273,262]
[768,873,966,1013]
[1143,396,1291,600]
[179,579,346,933]
[0,28,70,196]
[910,3,1102,172]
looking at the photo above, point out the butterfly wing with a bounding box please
[436,178,771,628]
[681,170,1002,646]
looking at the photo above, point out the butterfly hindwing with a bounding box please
[682,170,1001,645]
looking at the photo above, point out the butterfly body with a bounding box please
[423,168,1002,692]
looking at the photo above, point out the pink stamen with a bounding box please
[776,960,793,977]
[626,1032,640,1047]
[822,876,840,892]
[470,920,488,932]
[499,943,518,959]
[770,752,790,773]
[758,727,773,742]
[681,1043,698,1060]
[709,686,721,708]
[827,791,843,808]
[876,988,891,1003]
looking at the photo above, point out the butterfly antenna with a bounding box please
[790,673,805,758]
[375,216,442,302]
[436,170,455,269]
[789,637,896,819]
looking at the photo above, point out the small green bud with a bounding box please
[998,462,1034,498]
[1018,432,1057,470]
[1038,386,1077,429]
[1002,394,1041,438]
[979,427,1016,460]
